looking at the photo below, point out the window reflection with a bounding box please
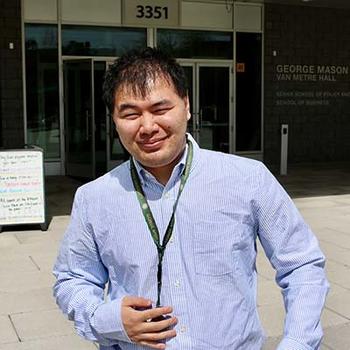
[62,26,147,56]
[199,67,230,152]
[25,24,60,158]
[157,29,233,59]
[236,32,262,151]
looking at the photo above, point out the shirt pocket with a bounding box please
[193,220,250,276]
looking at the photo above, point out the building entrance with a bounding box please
[23,3,265,176]
[63,59,233,179]
[63,58,130,179]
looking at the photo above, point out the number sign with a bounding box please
[123,0,179,27]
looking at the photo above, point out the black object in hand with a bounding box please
[151,314,170,322]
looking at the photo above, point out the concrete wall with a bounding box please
[264,4,350,166]
[0,0,24,149]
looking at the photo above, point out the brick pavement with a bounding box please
[1,164,350,350]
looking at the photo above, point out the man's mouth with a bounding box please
[139,137,167,151]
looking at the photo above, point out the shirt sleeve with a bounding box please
[52,187,133,346]
[254,163,329,350]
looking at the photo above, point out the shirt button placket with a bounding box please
[180,325,187,333]
[164,181,190,349]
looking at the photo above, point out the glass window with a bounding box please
[157,29,233,59]
[235,32,262,152]
[25,24,60,158]
[199,66,230,153]
[62,26,147,56]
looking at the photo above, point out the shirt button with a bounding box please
[164,192,170,199]
[169,237,174,244]
[180,325,187,333]
[174,280,180,287]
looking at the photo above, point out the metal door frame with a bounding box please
[178,60,233,153]
[105,60,127,172]
[106,60,116,171]
[63,57,96,178]
[179,62,197,141]
[233,31,264,160]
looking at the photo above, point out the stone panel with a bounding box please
[264,5,350,166]
[0,0,24,149]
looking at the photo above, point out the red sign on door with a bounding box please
[236,63,245,73]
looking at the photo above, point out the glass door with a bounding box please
[94,61,108,178]
[106,62,130,171]
[64,59,95,178]
[235,32,262,152]
[181,64,197,140]
[197,65,231,153]
[180,62,232,152]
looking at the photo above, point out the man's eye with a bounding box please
[122,113,139,119]
[153,108,170,115]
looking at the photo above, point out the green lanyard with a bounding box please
[130,140,193,307]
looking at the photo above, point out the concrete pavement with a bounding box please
[0,163,350,349]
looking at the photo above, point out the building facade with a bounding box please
[0,0,349,177]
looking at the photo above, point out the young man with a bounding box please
[53,48,329,350]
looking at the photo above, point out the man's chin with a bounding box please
[137,159,167,169]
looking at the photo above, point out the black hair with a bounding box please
[102,47,188,116]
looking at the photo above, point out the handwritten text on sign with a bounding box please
[0,151,45,225]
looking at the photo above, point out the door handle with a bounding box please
[195,112,200,132]
[199,107,206,129]
[85,110,90,141]
[200,105,217,125]
[212,105,217,122]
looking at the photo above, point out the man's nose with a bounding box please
[139,113,159,135]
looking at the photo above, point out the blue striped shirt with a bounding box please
[53,135,329,350]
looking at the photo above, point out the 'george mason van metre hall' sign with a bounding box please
[276,64,349,81]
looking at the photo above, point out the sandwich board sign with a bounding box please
[0,147,47,232]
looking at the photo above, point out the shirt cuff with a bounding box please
[277,337,314,350]
[91,297,133,343]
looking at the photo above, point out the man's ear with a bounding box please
[184,95,191,121]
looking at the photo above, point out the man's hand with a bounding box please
[121,296,177,349]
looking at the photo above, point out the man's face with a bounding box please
[112,76,191,170]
